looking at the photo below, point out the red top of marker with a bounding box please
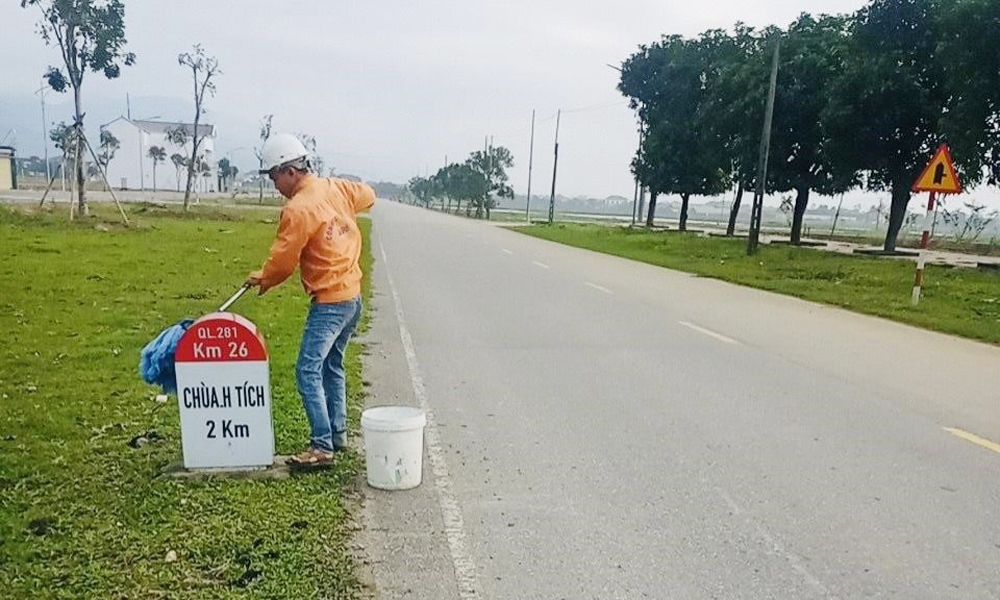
[175,312,267,362]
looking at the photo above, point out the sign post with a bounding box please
[174,312,274,470]
[910,144,962,305]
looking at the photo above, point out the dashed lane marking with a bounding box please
[584,281,613,294]
[678,320,739,345]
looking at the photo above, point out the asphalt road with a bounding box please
[360,200,999,600]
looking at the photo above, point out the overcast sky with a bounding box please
[4,1,997,210]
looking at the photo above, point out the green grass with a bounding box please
[0,204,374,598]
[517,223,1000,345]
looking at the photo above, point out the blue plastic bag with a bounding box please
[139,319,194,394]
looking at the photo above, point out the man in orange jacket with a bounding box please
[246,133,375,466]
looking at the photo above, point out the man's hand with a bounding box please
[245,270,264,289]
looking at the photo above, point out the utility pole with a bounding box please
[488,136,494,218]
[747,38,780,255]
[526,109,535,222]
[548,109,561,225]
[35,82,52,183]
[632,126,643,225]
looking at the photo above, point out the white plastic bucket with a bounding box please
[361,406,427,490]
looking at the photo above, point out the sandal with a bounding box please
[286,447,334,467]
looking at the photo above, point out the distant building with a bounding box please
[100,118,217,192]
[0,146,16,190]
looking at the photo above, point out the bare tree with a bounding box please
[22,0,135,215]
[297,133,327,176]
[177,44,220,210]
[253,114,273,203]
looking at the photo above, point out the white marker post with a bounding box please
[912,191,937,305]
[910,144,962,305]
[174,312,274,470]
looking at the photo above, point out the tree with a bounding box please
[147,145,166,191]
[937,0,1000,187]
[431,164,463,212]
[408,176,435,208]
[22,0,135,215]
[178,44,220,210]
[165,127,189,191]
[766,14,858,244]
[620,35,730,229]
[199,160,211,194]
[253,114,273,203]
[217,157,239,192]
[170,153,186,191]
[50,121,80,186]
[697,24,764,236]
[295,133,328,176]
[823,0,945,251]
[434,162,489,215]
[312,155,327,177]
[466,145,514,219]
[217,156,230,191]
[97,130,119,188]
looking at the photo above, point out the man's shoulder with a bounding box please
[327,177,374,194]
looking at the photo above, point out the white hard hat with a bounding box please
[258,133,309,174]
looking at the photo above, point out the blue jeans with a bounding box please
[296,296,362,452]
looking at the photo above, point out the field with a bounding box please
[0,204,372,599]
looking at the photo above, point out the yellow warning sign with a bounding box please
[912,144,962,194]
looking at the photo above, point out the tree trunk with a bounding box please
[73,85,87,215]
[790,185,810,245]
[645,191,658,227]
[152,164,157,191]
[184,65,202,211]
[258,157,264,204]
[883,179,912,251]
[679,193,690,231]
[726,182,744,236]
[184,138,199,210]
[638,187,647,224]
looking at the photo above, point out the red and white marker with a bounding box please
[911,144,963,305]
[911,192,937,305]
[174,312,274,469]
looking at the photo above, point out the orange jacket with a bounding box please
[257,174,375,303]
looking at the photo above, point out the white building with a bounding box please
[100,118,217,192]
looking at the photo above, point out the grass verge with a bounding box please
[516,223,1000,345]
[0,203,373,598]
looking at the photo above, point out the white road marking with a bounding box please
[678,321,739,345]
[533,261,550,269]
[379,241,481,599]
[715,489,836,598]
[501,248,513,255]
[584,281,613,294]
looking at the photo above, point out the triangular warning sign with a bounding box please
[912,144,962,194]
